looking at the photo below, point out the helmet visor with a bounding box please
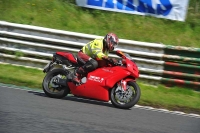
[111,40,118,48]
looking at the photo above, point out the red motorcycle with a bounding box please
[42,50,141,109]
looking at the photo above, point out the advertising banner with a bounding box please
[76,0,189,21]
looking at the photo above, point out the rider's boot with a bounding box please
[71,67,86,85]
[71,70,81,85]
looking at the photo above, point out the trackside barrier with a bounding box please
[0,21,200,89]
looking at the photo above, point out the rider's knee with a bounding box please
[84,59,98,72]
[90,59,98,69]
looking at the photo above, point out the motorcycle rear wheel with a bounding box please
[110,81,141,109]
[42,68,70,98]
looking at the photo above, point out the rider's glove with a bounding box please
[102,57,118,66]
[110,58,118,65]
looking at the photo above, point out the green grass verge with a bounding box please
[0,63,199,114]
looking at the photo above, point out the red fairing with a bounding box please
[56,52,77,64]
[126,59,139,78]
[68,82,110,101]
[66,50,140,102]
[68,66,132,101]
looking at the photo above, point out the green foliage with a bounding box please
[0,0,200,47]
[15,51,24,57]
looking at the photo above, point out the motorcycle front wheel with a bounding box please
[42,68,70,98]
[110,81,141,109]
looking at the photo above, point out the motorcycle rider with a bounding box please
[70,33,119,85]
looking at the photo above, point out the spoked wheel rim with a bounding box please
[42,68,70,98]
[110,81,141,109]
[47,74,67,93]
[114,84,136,105]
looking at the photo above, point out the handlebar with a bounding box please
[115,50,127,59]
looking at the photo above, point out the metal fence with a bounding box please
[0,21,200,89]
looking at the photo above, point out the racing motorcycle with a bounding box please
[42,50,141,109]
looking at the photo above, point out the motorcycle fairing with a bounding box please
[68,66,132,101]
[125,58,139,78]
[68,82,110,101]
[102,67,131,88]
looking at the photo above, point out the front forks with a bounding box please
[120,80,127,91]
[117,80,127,92]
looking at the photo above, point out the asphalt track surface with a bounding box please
[0,85,200,133]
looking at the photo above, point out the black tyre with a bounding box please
[110,81,141,109]
[42,68,70,98]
